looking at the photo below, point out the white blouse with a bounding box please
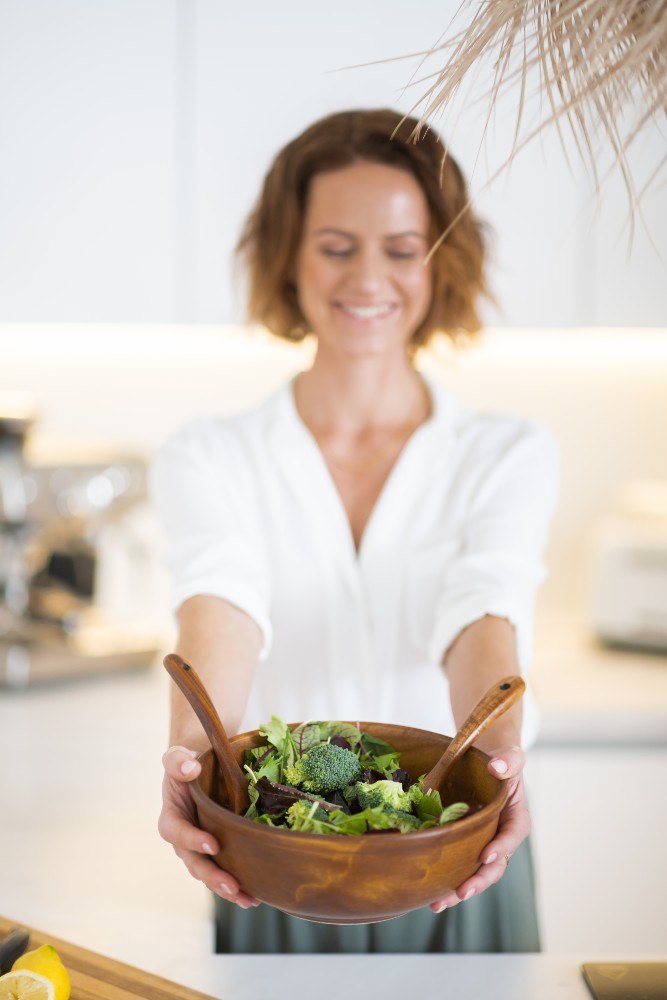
[149,376,558,746]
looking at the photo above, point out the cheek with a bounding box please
[404,264,433,310]
[295,255,333,305]
[294,259,321,320]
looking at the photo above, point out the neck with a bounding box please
[295,354,424,433]
[293,356,432,478]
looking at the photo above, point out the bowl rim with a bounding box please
[191,720,509,844]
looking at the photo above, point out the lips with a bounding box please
[337,303,396,320]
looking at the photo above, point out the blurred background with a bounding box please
[0,0,665,970]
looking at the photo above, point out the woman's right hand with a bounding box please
[158,745,260,909]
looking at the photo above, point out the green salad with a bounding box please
[241,716,470,835]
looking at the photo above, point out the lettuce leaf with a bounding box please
[259,715,298,780]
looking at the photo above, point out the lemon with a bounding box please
[6,946,70,1000]
[0,969,54,999]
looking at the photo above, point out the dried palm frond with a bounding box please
[402,0,667,227]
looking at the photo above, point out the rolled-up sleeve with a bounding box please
[428,421,559,669]
[149,420,273,658]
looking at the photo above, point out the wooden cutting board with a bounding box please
[0,916,218,1000]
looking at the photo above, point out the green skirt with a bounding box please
[213,835,541,954]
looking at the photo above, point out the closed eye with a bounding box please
[320,247,353,259]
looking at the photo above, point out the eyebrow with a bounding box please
[312,227,429,241]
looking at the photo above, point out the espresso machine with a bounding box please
[0,403,164,687]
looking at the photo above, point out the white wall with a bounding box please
[0,0,176,322]
[0,1,665,326]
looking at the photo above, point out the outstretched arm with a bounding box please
[159,594,263,909]
[430,613,530,912]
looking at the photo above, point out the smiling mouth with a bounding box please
[337,303,396,320]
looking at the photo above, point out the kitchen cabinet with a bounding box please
[525,617,667,953]
[0,1,177,323]
[527,745,667,954]
[1,2,665,326]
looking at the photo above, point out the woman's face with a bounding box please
[294,161,433,361]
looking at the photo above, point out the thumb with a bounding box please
[486,745,525,780]
[163,745,203,780]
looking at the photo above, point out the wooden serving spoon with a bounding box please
[163,652,250,814]
[421,675,526,792]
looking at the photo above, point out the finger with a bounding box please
[158,802,220,857]
[163,745,203,780]
[431,844,519,911]
[174,847,260,909]
[487,745,525,780]
[430,890,464,912]
[479,795,530,865]
[431,853,511,911]
[429,861,504,911]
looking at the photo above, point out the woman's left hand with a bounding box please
[429,745,530,912]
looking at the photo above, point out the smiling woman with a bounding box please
[150,108,559,955]
[235,108,489,348]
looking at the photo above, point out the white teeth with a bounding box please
[340,304,394,319]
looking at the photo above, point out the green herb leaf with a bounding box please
[359,732,397,759]
[259,715,297,780]
[439,802,470,825]
[414,788,443,822]
[259,715,290,746]
[327,810,371,835]
[291,721,324,755]
[319,721,364,747]
[366,750,402,777]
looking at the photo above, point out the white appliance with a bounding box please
[590,481,667,652]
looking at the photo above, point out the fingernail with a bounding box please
[464,888,476,900]
[491,759,508,774]
[485,852,498,864]
[201,841,215,855]
[181,759,197,775]
[218,879,234,896]
[432,903,447,913]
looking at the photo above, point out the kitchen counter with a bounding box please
[0,616,665,972]
[2,912,664,1000]
[530,615,667,745]
[85,952,667,1000]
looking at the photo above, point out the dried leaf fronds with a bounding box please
[404,0,667,220]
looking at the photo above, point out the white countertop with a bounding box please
[158,954,666,1000]
[530,616,667,745]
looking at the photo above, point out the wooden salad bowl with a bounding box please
[191,721,508,925]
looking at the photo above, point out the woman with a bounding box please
[150,108,558,953]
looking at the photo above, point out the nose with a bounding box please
[347,246,387,291]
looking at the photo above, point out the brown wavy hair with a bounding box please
[235,108,490,348]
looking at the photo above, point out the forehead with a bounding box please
[303,161,430,233]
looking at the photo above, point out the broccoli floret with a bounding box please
[355,778,418,812]
[286,799,330,831]
[284,742,362,794]
[364,805,422,833]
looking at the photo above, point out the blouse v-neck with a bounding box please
[271,377,448,564]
